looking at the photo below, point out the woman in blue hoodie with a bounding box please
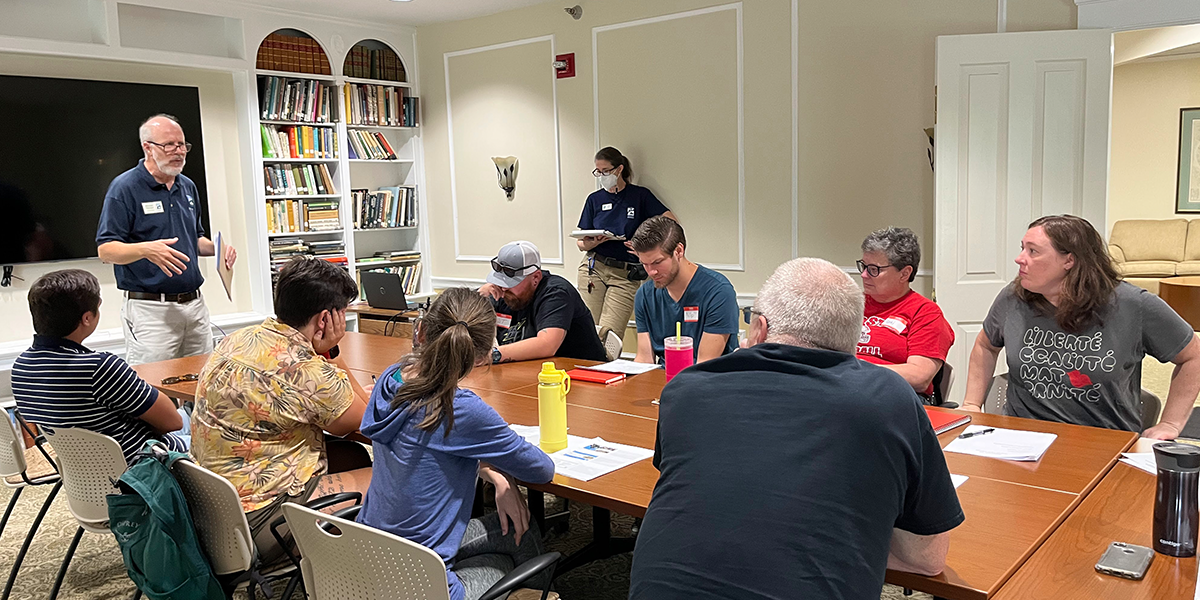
[357,287,556,600]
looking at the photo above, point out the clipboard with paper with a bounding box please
[215,232,233,300]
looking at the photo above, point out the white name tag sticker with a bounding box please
[496,313,512,329]
[601,203,613,211]
[683,306,700,323]
[142,201,165,215]
[882,316,908,334]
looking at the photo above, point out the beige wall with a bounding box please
[0,53,253,345]
[417,0,1076,299]
[1110,56,1200,233]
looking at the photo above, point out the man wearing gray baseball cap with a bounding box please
[478,241,608,363]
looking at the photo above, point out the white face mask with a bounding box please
[599,173,619,191]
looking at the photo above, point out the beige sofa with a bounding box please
[1108,219,1200,294]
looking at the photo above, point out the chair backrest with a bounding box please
[283,502,450,600]
[42,427,127,528]
[0,412,27,480]
[604,330,623,362]
[170,459,255,576]
[1140,388,1163,431]
[984,373,1009,415]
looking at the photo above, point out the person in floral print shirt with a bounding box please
[191,257,372,563]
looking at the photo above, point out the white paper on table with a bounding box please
[1119,452,1157,475]
[951,474,968,489]
[943,425,1057,462]
[583,359,662,375]
[509,425,653,481]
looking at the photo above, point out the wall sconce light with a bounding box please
[493,156,518,201]
[565,5,583,19]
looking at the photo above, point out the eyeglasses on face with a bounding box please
[742,306,766,326]
[490,257,535,278]
[856,260,896,278]
[592,166,618,177]
[146,140,193,154]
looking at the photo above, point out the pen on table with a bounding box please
[957,428,995,439]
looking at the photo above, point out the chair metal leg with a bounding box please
[281,572,303,600]
[0,487,22,539]
[48,526,84,600]
[2,481,59,600]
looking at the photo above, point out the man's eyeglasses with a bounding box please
[146,141,193,154]
[490,257,535,278]
[856,260,896,278]
[592,167,618,177]
[161,373,198,385]
[742,306,765,325]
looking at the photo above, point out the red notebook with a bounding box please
[566,368,626,385]
[924,407,971,435]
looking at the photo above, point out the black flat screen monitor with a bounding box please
[0,75,207,264]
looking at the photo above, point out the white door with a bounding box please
[935,29,1113,401]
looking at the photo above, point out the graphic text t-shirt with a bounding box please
[857,290,955,395]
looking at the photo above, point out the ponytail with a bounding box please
[595,146,634,183]
[388,288,496,434]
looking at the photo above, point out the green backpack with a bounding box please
[106,440,226,600]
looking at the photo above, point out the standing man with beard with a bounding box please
[96,114,237,365]
[478,240,608,363]
[631,216,739,365]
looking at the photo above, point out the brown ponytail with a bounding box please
[595,146,634,183]
[388,287,496,434]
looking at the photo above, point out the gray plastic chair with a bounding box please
[1140,388,1162,432]
[984,373,1009,415]
[0,412,60,599]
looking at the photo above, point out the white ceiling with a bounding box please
[235,0,554,27]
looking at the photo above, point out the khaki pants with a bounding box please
[578,256,640,348]
[121,294,213,366]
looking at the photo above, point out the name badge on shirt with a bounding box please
[141,201,165,215]
[601,203,613,211]
[882,316,908,334]
[683,306,700,323]
[496,313,512,329]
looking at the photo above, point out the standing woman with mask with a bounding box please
[576,147,676,350]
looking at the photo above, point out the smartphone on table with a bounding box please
[1094,541,1154,580]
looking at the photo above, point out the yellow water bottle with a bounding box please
[537,362,570,453]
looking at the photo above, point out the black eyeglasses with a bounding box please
[490,257,535,278]
[856,260,896,278]
[146,140,193,154]
[592,166,618,177]
[742,306,766,325]
[161,373,198,385]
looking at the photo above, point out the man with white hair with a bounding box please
[630,258,964,600]
[96,114,236,365]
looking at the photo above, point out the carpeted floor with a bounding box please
[0,482,926,600]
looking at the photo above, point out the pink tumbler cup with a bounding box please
[663,336,694,383]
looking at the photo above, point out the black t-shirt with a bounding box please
[491,272,607,362]
[630,344,964,600]
[577,183,669,263]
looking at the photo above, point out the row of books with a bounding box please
[356,250,421,265]
[270,238,347,268]
[260,124,338,159]
[345,45,406,82]
[352,187,417,230]
[343,84,418,127]
[257,33,332,75]
[358,262,422,299]
[264,164,337,197]
[266,200,341,234]
[346,129,399,160]
[259,76,336,123]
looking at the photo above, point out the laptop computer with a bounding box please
[361,271,416,311]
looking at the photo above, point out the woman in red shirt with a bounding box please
[856,227,954,400]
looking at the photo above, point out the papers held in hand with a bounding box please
[570,229,625,241]
[943,425,1057,462]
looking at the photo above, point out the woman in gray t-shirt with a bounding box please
[961,215,1200,438]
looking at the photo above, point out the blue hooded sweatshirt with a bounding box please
[356,363,555,600]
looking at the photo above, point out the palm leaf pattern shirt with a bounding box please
[191,318,355,512]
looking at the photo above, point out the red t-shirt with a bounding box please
[856,290,954,395]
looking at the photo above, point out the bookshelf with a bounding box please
[252,30,430,305]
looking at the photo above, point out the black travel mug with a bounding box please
[1152,442,1200,557]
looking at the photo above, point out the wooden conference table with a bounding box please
[133,331,1192,599]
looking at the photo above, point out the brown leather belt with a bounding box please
[126,291,200,303]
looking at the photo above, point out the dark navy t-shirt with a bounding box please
[96,159,206,294]
[630,344,964,600]
[491,272,607,362]
[577,183,668,263]
[635,265,739,361]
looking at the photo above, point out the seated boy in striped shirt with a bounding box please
[13,269,188,462]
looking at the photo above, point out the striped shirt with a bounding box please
[12,336,186,461]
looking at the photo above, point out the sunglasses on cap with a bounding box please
[490,258,536,278]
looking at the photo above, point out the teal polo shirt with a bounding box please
[634,264,740,361]
[96,159,205,294]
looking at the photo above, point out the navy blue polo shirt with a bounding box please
[635,265,740,361]
[96,159,206,294]
[577,183,669,263]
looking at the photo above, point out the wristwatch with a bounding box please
[492,348,503,364]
